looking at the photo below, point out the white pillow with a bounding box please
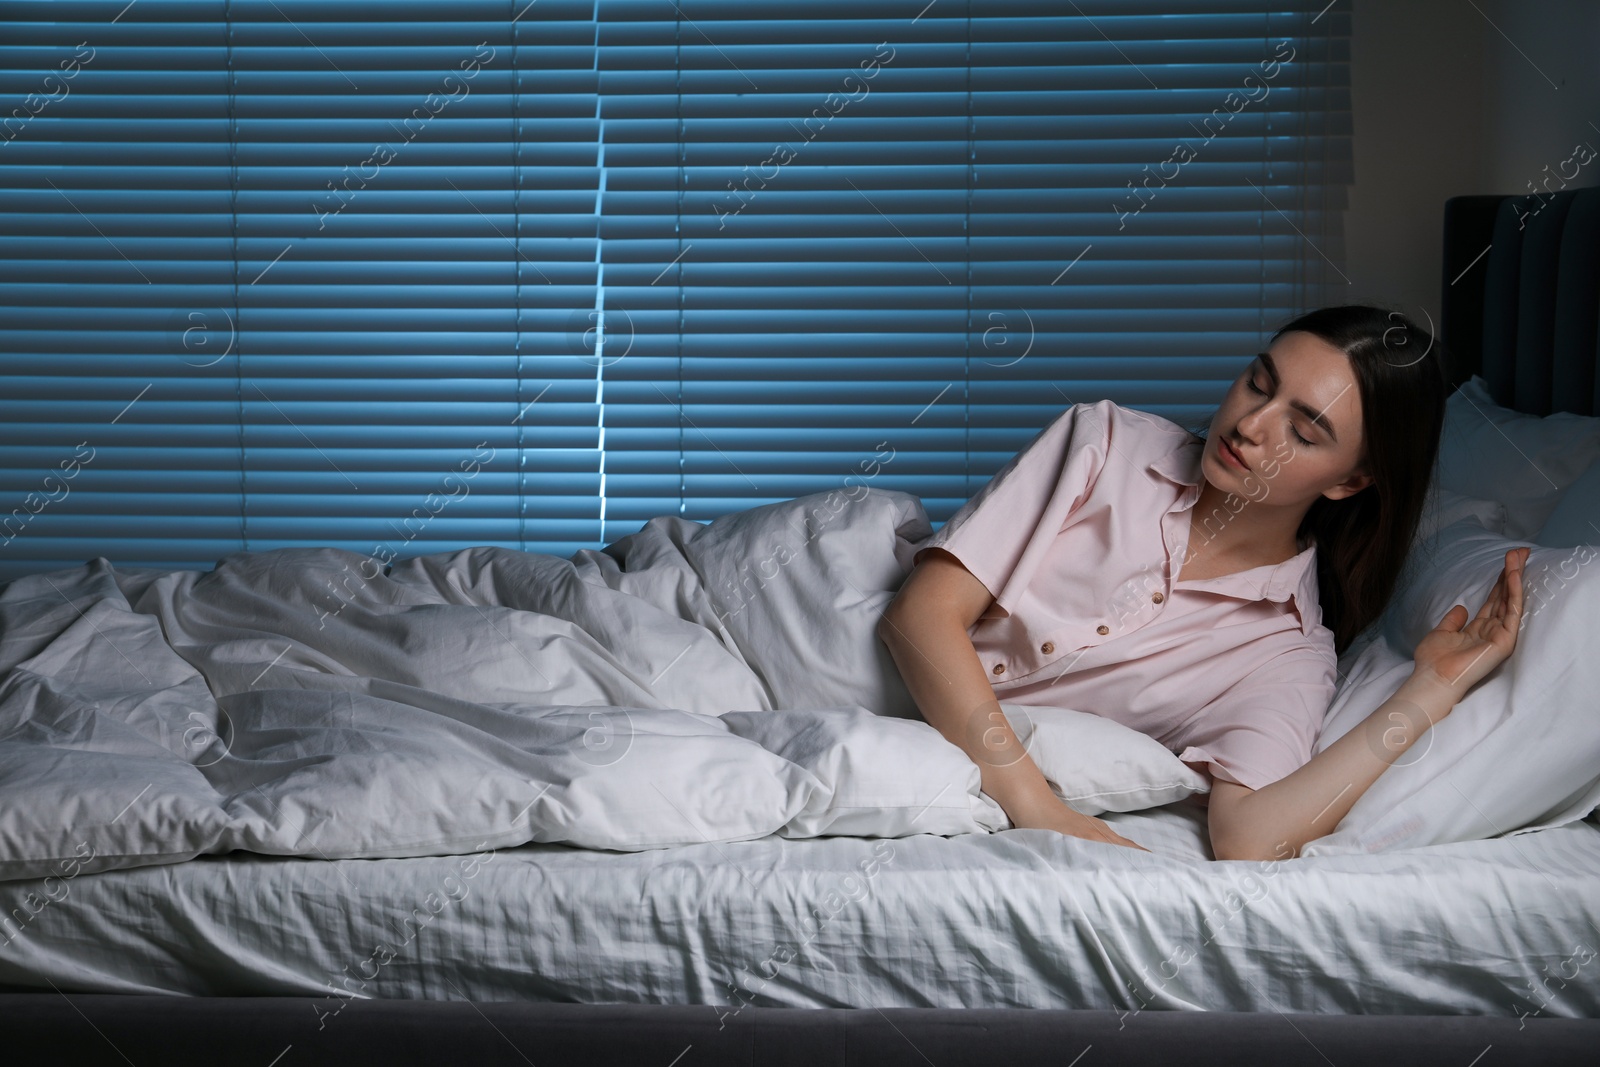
[1415,482,1508,545]
[1436,375,1600,539]
[1534,456,1600,548]
[725,700,1210,831]
[1302,519,1600,855]
[1001,703,1210,816]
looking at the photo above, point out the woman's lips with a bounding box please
[1220,438,1249,471]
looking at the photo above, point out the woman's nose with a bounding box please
[1236,403,1266,440]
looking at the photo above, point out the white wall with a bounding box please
[1342,0,1599,329]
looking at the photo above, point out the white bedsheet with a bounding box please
[1,801,1596,1016]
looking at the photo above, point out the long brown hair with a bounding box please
[1200,306,1448,655]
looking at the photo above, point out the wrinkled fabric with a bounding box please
[0,489,1010,882]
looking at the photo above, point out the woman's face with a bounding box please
[1201,330,1373,507]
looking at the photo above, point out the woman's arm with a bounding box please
[877,548,1149,851]
[1207,546,1530,861]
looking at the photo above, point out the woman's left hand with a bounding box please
[1412,546,1531,701]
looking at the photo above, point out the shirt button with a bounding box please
[1096,624,1110,635]
[1040,641,1054,654]
[1152,592,1165,603]
[992,663,1006,675]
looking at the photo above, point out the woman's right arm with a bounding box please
[876,548,1149,852]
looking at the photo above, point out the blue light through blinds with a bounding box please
[0,0,1352,579]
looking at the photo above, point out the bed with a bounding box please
[2,186,1598,1063]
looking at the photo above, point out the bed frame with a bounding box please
[1442,183,1600,415]
[4,187,1598,1064]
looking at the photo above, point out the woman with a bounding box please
[877,305,1529,859]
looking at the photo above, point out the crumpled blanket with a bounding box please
[0,488,1010,882]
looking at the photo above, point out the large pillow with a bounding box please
[1301,519,1600,855]
[723,701,1209,831]
[1414,482,1507,545]
[1436,374,1600,539]
[1002,703,1210,816]
[1534,456,1600,548]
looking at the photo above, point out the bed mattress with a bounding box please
[4,799,1596,1018]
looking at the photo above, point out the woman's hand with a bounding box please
[1412,546,1530,703]
[1007,793,1151,852]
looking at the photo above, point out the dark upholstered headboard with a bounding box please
[1441,183,1600,417]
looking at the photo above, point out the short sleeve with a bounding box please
[1173,643,1337,792]
[911,400,1112,618]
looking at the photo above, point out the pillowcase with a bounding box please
[1534,456,1600,548]
[1348,485,1504,662]
[1435,374,1600,540]
[1001,702,1210,816]
[1301,519,1600,855]
[1414,482,1508,545]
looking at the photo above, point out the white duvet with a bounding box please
[0,488,1015,882]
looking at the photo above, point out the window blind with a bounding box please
[0,0,1352,579]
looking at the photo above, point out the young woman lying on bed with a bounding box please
[878,305,1530,860]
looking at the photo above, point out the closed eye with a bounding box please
[1245,375,1314,446]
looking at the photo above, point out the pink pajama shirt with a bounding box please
[907,398,1338,791]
